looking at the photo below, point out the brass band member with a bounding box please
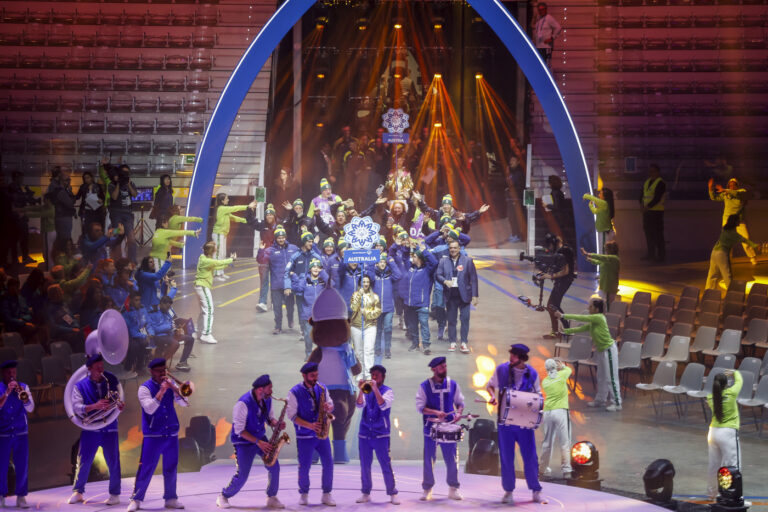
[0,360,34,509]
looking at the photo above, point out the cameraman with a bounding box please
[541,234,574,339]
[107,162,138,262]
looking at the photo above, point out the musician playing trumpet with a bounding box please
[69,353,124,506]
[486,344,546,505]
[217,375,286,510]
[286,362,335,506]
[127,358,188,512]
[355,365,399,505]
[0,360,34,509]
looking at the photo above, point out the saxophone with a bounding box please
[262,398,290,468]
[316,385,335,440]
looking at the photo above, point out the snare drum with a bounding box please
[499,389,543,429]
[429,422,464,444]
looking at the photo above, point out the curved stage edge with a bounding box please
[28,460,668,511]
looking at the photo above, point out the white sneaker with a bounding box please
[17,496,30,509]
[460,342,470,354]
[501,492,514,504]
[420,489,433,501]
[449,342,457,352]
[321,493,336,506]
[200,334,218,344]
[356,494,371,503]
[216,494,230,509]
[127,499,141,511]
[222,274,231,280]
[165,498,185,509]
[448,487,463,501]
[586,401,605,408]
[257,303,268,312]
[266,496,285,509]
[532,491,547,504]
[106,495,121,506]
[68,492,85,504]
[299,494,309,506]
[214,276,226,282]
[390,494,401,505]
[606,404,622,412]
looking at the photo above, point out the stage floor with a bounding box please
[27,460,667,511]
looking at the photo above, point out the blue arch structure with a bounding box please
[184,0,597,269]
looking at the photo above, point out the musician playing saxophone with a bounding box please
[355,365,399,505]
[286,362,335,506]
[69,353,124,506]
[127,358,188,512]
[0,360,34,509]
[217,375,285,510]
[486,344,546,505]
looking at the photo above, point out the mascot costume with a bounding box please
[307,285,362,463]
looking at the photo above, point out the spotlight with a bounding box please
[433,122,442,128]
[434,73,442,79]
[568,441,601,490]
[356,17,368,31]
[316,73,325,79]
[315,16,328,30]
[643,459,676,509]
[475,73,483,79]
[393,23,402,30]
[315,122,324,127]
[432,16,444,30]
[711,467,749,512]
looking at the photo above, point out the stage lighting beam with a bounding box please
[394,23,402,30]
[475,73,483,79]
[568,441,600,490]
[711,466,749,512]
[434,73,442,79]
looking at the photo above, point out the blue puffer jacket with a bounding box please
[338,264,374,307]
[123,306,154,339]
[321,252,341,287]
[397,248,438,308]
[136,260,172,309]
[258,241,299,291]
[284,246,322,290]
[294,271,330,321]
[424,230,471,249]
[372,255,403,313]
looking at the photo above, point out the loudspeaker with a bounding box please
[178,437,203,473]
[465,438,500,476]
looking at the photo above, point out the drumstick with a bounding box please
[475,398,496,404]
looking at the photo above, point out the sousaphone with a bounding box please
[64,309,129,430]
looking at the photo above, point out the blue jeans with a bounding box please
[405,306,430,348]
[296,437,333,494]
[295,295,306,337]
[130,435,179,502]
[498,425,541,492]
[0,434,28,496]
[271,290,295,330]
[375,311,393,356]
[258,264,270,305]
[359,436,397,495]
[222,442,280,498]
[446,295,471,344]
[74,430,121,495]
[422,436,458,490]
[303,320,313,357]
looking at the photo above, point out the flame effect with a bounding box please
[119,426,143,452]
[473,355,497,415]
[215,417,233,447]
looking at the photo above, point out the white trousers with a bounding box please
[351,325,377,379]
[195,285,214,336]
[539,408,572,474]
[707,427,740,497]
[213,233,227,276]
[595,343,621,406]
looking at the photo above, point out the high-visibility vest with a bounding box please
[643,177,665,211]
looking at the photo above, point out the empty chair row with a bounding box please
[0,0,221,4]
[596,100,768,117]
[596,80,768,95]
[595,122,768,138]
[3,116,206,136]
[0,8,219,26]
[596,56,768,73]
[0,29,217,48]
[2,158,188,178]
[599,0,765,6]
[0,73,212,92]
[0,51,213,71]
[1,137,202,156]
[597,13,767,28]
[597,36,766,51]
[0,94,210,114]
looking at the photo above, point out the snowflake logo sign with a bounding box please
[381,108,410,134]
[343,216,381,250]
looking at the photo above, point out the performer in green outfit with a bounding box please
[195,241,236,344]
[212,193,256,281]
[581,241,620,307]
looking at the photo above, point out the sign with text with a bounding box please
[382,132,410,144]
[343,249,380,264]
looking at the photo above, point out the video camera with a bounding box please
[516,234,566,310]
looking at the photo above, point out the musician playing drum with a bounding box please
[415,356,465,502]
[486,344,546,505]
[217,375,285,510]
[355,365,399,505]
[0,360,34,509]
[69,354,124,506]
[127,358,188,512]
[286,362,335,506]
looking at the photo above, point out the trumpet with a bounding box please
[165,371,194,397]
[11,383,29,403]
[360,380,374,394]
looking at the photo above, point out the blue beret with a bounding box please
[252,374,271,389]
[0,360,18,370]
[301,362,319,374]
[509,343,530,355]
[86,353,104,367]
[428,356,446,368]
[148,358,167,369]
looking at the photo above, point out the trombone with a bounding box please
[165,371,194,398]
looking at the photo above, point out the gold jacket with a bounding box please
[349,289,382,328]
